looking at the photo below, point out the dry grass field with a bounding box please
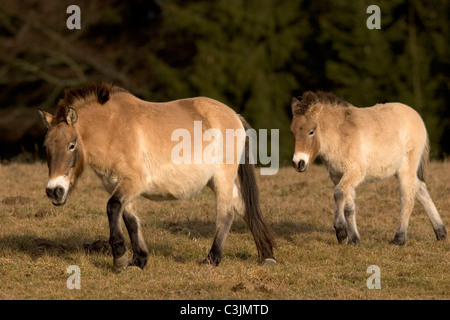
[0,161,448,300]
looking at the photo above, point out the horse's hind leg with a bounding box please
[123,203,149,268]
[415,179,447,241]
[392,170,417,245]
[203,175,235,266]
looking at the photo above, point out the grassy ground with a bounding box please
[0,161,448,300]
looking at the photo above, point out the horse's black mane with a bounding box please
[53,83,128,124]
[292,91,350,116]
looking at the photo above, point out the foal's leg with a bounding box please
[392,170,417,245]
[123,203,149,268]
[203,176,235,266]
[415,179,447,240]
[344,191,361,244]
[333,172,363,244]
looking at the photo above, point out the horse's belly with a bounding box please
[364,153,403,181]
[141,164,214,200]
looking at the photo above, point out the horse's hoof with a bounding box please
[129,253,148,269]
[261,258,277,266]
[435,226,447,241]
[335,226,348,244]
[348,236,360,245]
[201,253,220,266]
[390,232,406,246]
[113,252,129,273]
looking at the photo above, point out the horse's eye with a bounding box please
[309,130,315,136]
[69,143,76,151]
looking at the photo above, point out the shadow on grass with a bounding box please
[0,234,111,260]
[159,218,332,242]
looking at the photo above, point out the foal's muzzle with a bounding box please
[292,159,307,172]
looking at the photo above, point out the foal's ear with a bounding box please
[38,110,53,129]
[291,97,302,115]
[66,108,78,125]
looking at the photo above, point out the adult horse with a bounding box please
[290,91,446,245]
[39,83,275,271]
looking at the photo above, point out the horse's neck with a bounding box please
[317,106,345,159]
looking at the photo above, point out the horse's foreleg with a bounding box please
[107,193,128,272]
[123,203,149,269]
[334,188,348,244]
[106,180,141,272]
[344,195,360,244]
[334,173,362,244]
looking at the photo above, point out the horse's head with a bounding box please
[290,92,322,172]
[39,108,84,206]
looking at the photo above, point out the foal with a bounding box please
[290,91,446,245]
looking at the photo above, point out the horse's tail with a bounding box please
[417,135,430,182]
[237,116,276,261]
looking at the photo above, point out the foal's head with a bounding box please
[39,107,84,206]
[290,91,348,172]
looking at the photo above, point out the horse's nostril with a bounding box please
[54,186,65,199]
[292,160,298,169]
[299,160,306,168]
[46,187,53,198]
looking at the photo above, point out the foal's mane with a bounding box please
[292,91,350,116]
[53,83,128,124]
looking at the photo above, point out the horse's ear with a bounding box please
[291,97,301,115]
[66,108,78,125]
[38,109,53,129]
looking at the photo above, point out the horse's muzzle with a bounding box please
[46,186,67,206]
[292,159,307,172]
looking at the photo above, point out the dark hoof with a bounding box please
[201,252,220,266]
[391,232,406,246]
[435,226,447,241]
[129,252,148,269]
[335,226,348,244]
[348,236,360,245]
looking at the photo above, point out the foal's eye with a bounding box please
[309,130,315,136]
[68,143,76,151]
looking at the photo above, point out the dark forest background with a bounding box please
[0,0,449,164]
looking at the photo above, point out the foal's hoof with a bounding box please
[113,252,129,273]
[390,232,406,246]
[348,236,361,245]
[435,226,447,241]
[261,258,277,267]
[334,226,348,244]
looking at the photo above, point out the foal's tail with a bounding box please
[417,136,430,182]
[238,116,276,261]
